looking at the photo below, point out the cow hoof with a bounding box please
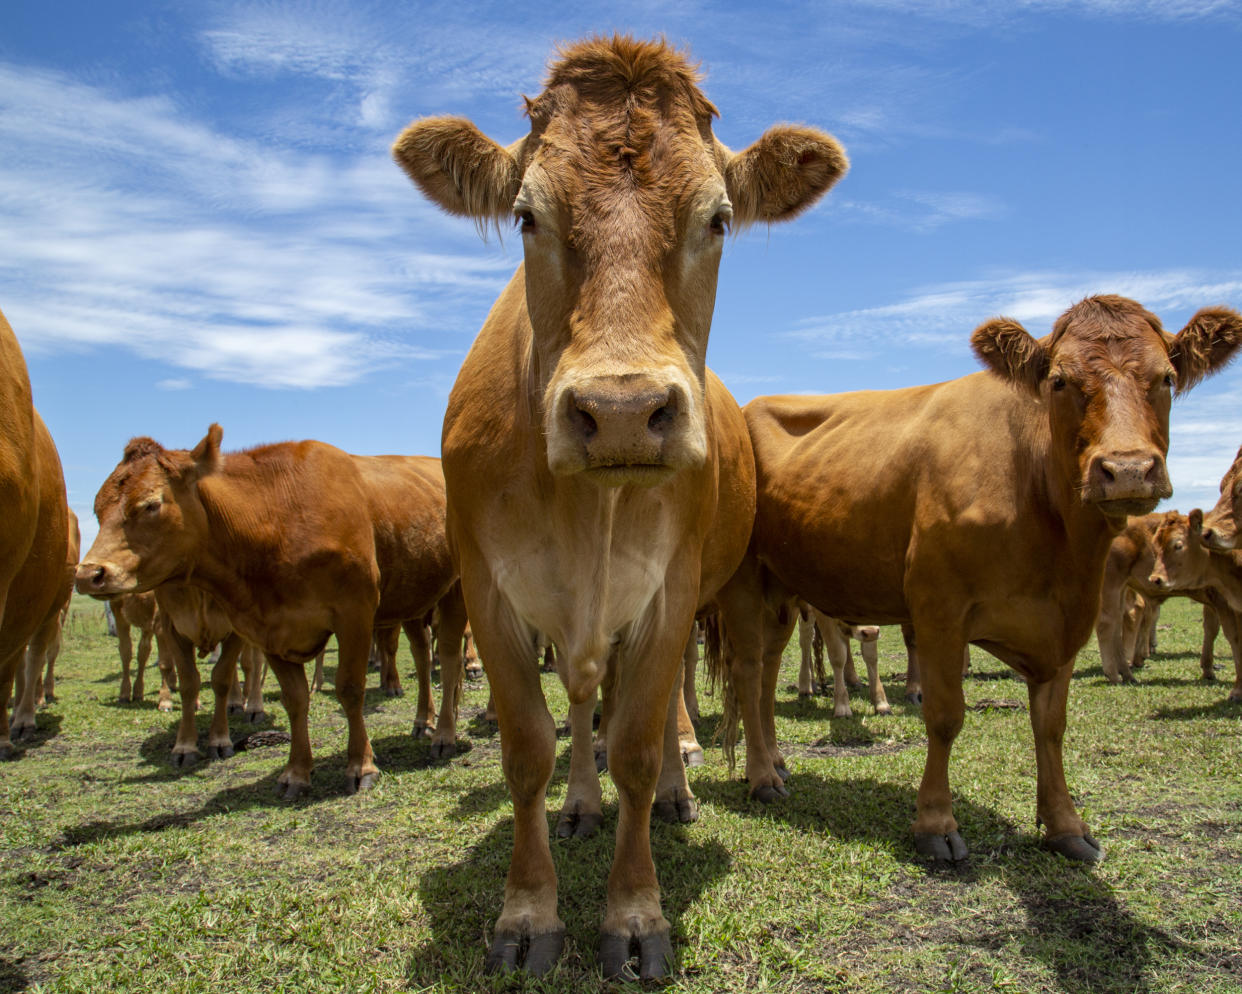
[345,771,378,795]
[914,831,969,863]
[556,810,603,839]
[905,691,922,705]
[751,781,789,804]
[276,780,309,800]
[798,691,813,700]
[1045,832,1103,863]
[682,746,705,768]
[429,740,457,761]
[410,723,431,739]
[157,700,174,713]
[0,744,13,760]
[170,750,200,768]
[652,793,699,825]
[775,765,791,782]
[12,723,36,742]
[246,710,265,725]
[876,703,893,716]
[227,703,245,715]
[833,706,853,718]
[485,928,564,976]
[207,743,235,760]
[384,687,403,698]
[594,748,608,773]
[599,929,674,981]
[465,665,484,680]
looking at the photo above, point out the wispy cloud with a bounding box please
[833,189,1008,231]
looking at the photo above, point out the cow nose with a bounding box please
[1149,573,1165,588]
[75,562,109,593]
[566,384,679,449]
[1088,452,1168,495]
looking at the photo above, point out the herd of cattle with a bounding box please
[3,36,1242,980]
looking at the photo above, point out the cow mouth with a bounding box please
[1092,496,1162,519]
[583,463,677,488]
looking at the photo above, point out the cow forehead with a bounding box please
[1050,315,1172,379]
[95,453,178,517]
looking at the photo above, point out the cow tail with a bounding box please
[702,612,740,775]
[812,621,829,692]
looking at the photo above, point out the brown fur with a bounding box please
[1200,443,1242,550]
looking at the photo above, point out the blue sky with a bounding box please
[3,0,1240,550]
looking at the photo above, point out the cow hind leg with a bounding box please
[0,647,23,759]
[116,619,135,701]
[1200,604,1221,681]
[429,583,468,759]
[859,633,891,715]
[207,636,245,759]
[132,628,154,702]
[910,631,969,863]
[682,622,700,723]
[167,631,203,768]
[653,661,700,824]
[267,656,315,798]
[1212,606,1242,703]
[333,620,380,795]
[405,619,435,738]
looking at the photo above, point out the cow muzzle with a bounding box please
[1199,513,1237,551]
[546,373,706,485]
[1084,450,1172,517]
[75,561,136,598]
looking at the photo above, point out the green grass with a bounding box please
[2,596,1240,993]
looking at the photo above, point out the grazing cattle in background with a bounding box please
[108,591,172,707]
[1199,444,1242,551]
[10,507,79,735]
[77,426,384,799]
[711,296,1240,864]
[1096,511,1223,684]
[0,308,70,759]
[393,35,846,978]
[1149,510,1242,702]
[796,607,891,718]
[352,455,467,757]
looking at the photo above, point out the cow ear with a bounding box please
[392,117,523,223]
[723,125,848,227]
[190,424,223,479]
[1189,508,1204,535]
[1168,306,1242,394]
[971,317,1049,395]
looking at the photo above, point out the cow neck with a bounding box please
[1205,550,1242,610]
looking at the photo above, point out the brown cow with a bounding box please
[109,591,172,707]
[797,607,891,718]
[1199,443,1242,551]
[392,36,845,978]
[1096,511,1223,683]
[77,426,383,798]
[1149,509,1242,701]
[712,295,1240,865]
[11,507,79,733]
[0,308,70,758]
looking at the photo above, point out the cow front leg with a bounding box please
[167,631,203,767]
[132,628,154,701]
[404,618,435,738]
[206,635,245,759]
[858,629,891,714]
[818,613,854,718]
[1211,604,1242,703]
[901,623,922,704]
[557,687,604,838]
[11,617,57,740]
[911,634,968,862]
[334,621,380,794]
[116,618,135,701]
[1029,660,1102,863]
[267,656,314,798]
[0,647,21,759]
[241,644,266,722]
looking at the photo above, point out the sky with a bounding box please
[2,0,1240,552]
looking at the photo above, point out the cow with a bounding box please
[710,295,1240,866]
[392,35,846,978]
[1199,443,1242,551]
[77,426,384,798]
[10,507,79,734]
[0,308,70,759]
[1149,510,1242,702]
[1096,511,1222,683]
[796,606,891,718]
[108,591,172,707]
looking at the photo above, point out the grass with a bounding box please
[2,595,1241,993]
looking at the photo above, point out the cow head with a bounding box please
[76,425,222,596]
[393,36,847,486]
[1149,509,1210,590]
[972,297,1241,521]
[1199,444,1242,550]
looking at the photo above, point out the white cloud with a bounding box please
[832,189,1008,231]
[157,378,192,391]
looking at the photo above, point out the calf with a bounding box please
[78,426,383,798]
[797,608,891,718]
[1150,510,1242,701]
[393,35,845,977]
[0,308,70,758]
[713,295,1239,863]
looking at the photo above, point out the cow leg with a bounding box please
[154,642,177,712]
[206,635,245,759]
[1211,604,1242,703]
[241,644,266,722]
[1130,597,1159,671]
[1200,604,1220,681]
[404,618,435,738]
[311,649,325,693]
[859,632,891,715]
[483,688,498,723]
[817,613,853,718]
[12,612,61,739]
[464,625,483,679]
[653,663,700,824]
[673,658,703,768]
[166,630,202,767]
[477,620,563,976]
[594,665,616,773]
[756,601,795,790]
[911,632,969,862]
[1029,661,1101,862]
[429,583,468,759]
[1095,585,1131,685]
[132,627,154,702]
[797,608,815,697]
[40,624,60,705]
[0,647,22,758]
[557,685,604,839]
[116,616,134,701]
[226,652,246,713]
[372,623,401,698]
[334,620,380,795]
[682,623,700,723]
[598,624,690,982]
[267,655,314,797]
[901,623,922,704]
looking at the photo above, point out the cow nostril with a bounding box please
[648,405,674,435]
[91,565,106,587]
[1098,460,1117,484]
[566,393,598,441]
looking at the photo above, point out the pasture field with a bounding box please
[2,596,1241,994]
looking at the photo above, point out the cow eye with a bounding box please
[1162,372,1175,389]
[1050,374,1067,391]
[709,205,733,235]
[514,208,536,234]
[143,500,161,516]
[1172,540,1184,551]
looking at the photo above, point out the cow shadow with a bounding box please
[693,770,1212,994]
[445,739,583,820]
[407,812,732,988]
[1149,698,1242,722]
[5,712,63,756]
